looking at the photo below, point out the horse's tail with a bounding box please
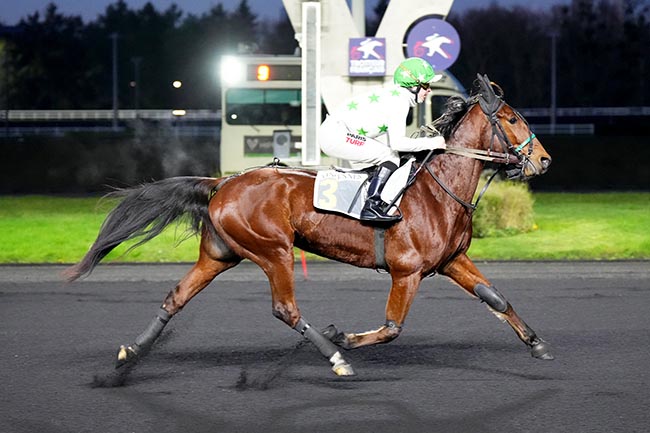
[63,176,223,282]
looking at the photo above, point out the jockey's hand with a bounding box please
[424,135,446,150]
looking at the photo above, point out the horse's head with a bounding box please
[473,74,552,180]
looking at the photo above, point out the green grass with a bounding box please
[0,196,200,263]
[0,193,648,263]
[468,192,650,260]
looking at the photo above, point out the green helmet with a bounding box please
[394,57,436,88]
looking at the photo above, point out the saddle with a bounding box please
[313,158,415,220]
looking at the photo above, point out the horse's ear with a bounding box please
[475,73,493,98]
[475,73,502,114]
[475,73,485,91]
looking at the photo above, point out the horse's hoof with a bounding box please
[330,351,355,376]
[116,345,138,369]
[530,339,554,360]
[332,362,356,377]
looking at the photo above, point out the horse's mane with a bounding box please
[431,78,490,139]
[431,96,470,139]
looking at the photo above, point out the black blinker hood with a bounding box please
[476,73,503,115]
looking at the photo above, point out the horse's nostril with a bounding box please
[541,157,552,171]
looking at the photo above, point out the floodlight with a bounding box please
[220,56,245,86]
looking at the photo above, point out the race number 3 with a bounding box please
[318,179,338,208]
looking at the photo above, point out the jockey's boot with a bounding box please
[360,162,401,223]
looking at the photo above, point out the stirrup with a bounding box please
[360,214,401,223]
[359,205,401,222]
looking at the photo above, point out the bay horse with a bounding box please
[65,74,553,376]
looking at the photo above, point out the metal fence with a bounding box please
[529,123,594,135]
[2,109,221,121]
[1,107,647,137]
[1,125,220,137]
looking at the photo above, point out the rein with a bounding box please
[444,145,522,165]
[423,156,501,212]
[417,83,536,211]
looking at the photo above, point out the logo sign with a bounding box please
[244,135,300,156]
[404,17,461,71]
[349,37,386,77]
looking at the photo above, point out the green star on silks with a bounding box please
[357,127,368,136]
[347,101,359,110]
[368,93,380,103]
[391,90,400,96]
[378,124,388,133]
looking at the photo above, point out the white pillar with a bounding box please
[351,0,365,36]
[301,2,322,166]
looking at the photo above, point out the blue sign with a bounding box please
[349,37,386,77]
[404,17,461,71]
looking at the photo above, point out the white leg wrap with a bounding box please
[329,351,355,376]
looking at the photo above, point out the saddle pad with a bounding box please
[313,171,368,218]
[313,159,413,219]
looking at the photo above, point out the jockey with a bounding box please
[319,57,446,223]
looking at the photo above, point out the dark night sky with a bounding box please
[1,0,570,25]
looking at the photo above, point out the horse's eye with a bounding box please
[508,117,517,124]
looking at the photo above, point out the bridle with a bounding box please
[447,81,536,177]
[416,75,537,212]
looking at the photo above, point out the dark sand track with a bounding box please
[1,261,648,433]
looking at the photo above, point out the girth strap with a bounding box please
[374,227,386,269]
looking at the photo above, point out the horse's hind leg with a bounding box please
[257,252,355,376]
[442,253,554,360]
[116,234,240,368]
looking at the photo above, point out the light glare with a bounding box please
[221,56,245,86]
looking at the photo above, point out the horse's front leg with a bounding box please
[327,273,422,349]
[442,253,554,360]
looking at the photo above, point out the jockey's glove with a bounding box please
[423,135,446,150]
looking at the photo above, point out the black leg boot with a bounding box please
[360,162,401,223]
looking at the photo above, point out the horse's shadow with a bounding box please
[95,372,560,433]
[86,335,561,433]
[89,332,554,390]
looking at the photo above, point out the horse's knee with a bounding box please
[272,302,300,327]
[474,283,508,313]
